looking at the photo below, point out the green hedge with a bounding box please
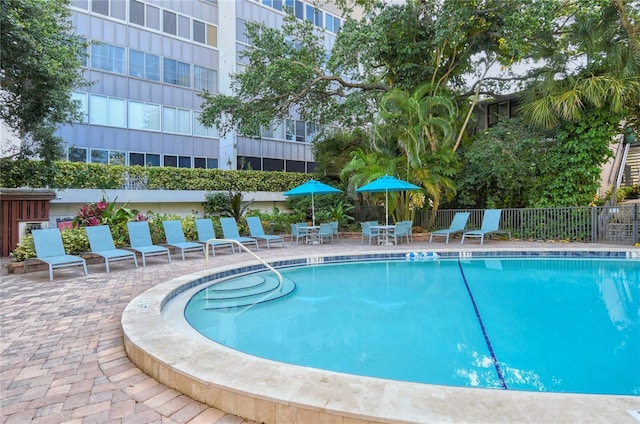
[0,160,310,191]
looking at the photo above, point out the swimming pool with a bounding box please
[123,247,640,424]
[184,258,640,396]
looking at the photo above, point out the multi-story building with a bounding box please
[59,0,347,173]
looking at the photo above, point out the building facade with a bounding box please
[58,0,346,173]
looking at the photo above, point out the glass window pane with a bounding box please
[295,120,305,141]
[207,24,217,47]
[164,155,177,167]
[295,0,303,19]
[129,152,144,166]
[177,109,191,134]
[90,149,109,164]
[163,10,176,35]
[163,107,176,132]
[71,0,88,10]
[178,15,190,39]
[68,147,87,162]
[89,94,108,125]
[193,20,205,43]
[111,0,125,20]
[130,0,144,25]
[273,0,283,10]
[146,154,160,167]
[108,98,126,127]
[305,5,314,23]
[91,0,108,16]
[129,50,145,77]
[144,104,160,130]
[178,156,191,168]
[146,5,160,30]
[207,158,218,169]
[194,157,206,169]
[110,151,126,165]
[71,91,88,123]
[236,18,247,43]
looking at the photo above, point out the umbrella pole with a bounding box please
[311,193,315,226]
[385,190,389,226]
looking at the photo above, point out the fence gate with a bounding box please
[0,189,56,257]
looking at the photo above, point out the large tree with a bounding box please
[1,0,87,162]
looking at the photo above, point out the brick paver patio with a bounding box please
[1,237,637,423]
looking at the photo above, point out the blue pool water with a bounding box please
[185,258,640,395]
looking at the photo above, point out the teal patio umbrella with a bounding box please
[356,175,422,226]
[284,179,342,226]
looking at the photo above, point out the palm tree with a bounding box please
[520,0,639,129]
[376,83,459,224]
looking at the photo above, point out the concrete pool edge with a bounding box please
[121,248,640,424]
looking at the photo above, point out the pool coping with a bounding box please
[122,248,640,424]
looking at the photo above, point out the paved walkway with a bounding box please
[1,237,636,423]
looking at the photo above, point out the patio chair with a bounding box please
[26,228,88,281]
[461,209,505,245]
[429,212,470,244]
[389,221,411,245]
[220,217,259,250]
[317,223,334,244]
[126,221,171,266]
[162,220,205,260]
[194,219,234,256]
[330,221,339,240]
[290,223,310,245]
[402,220,414,242]
[246,216,285,249]
[85,225,138,272]
[361,221,380,245]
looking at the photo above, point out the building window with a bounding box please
[71,91,88,123]
[146,154,160,167]
[164,155,177,167]
[68,147,87,162]
[193,112,218,138]
[285,119,295,141]
[162,106,191,134]
[179,156,191,168]
[163,58,190,87]
[89,94,126,127]
[178,15,190,39]
[194,157,206,169]
[207,24,217,47]
[194,66,217,93]
[91,0,108,16]
[264,158,284,171]
[286,160,305,172]
[110,0,125,20]
[129,152,144,166]
[236,18,248,43]
[110,151,126,165]
[146,4,160,30]
[130,0,144,25]
[305,4,314,23]
[129,101,160,131]
[163,10,176,35]
[294,0,303,19]
[90,149,109,164]
[129,50,160,81]
[193,20,206,43]
[90,42,125,74]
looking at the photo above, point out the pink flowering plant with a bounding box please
[73,197,135,227]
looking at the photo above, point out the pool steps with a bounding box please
[194,274,296,309]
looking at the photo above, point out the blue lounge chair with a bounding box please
[246,216,285,249]
[290,223,310,245]
[220,217,259,250]
[429,212,470,244]
[461,209,504,245]
[127,221,171,266]
[26,229,88,281]
[85,225,138,272]
[194,219,235,256]
[162,220,205,260]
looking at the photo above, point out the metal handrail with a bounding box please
[204,238,283,291]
